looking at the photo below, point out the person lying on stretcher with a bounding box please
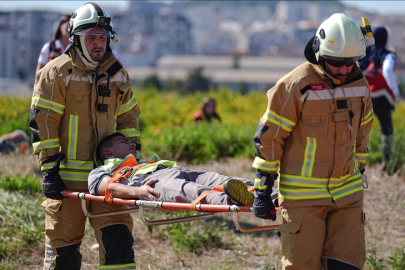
[88,133,278,205]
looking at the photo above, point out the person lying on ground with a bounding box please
[88,133,278,205]
[0,130,30,154]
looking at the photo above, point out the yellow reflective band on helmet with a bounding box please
[361,109,373,126]
[41,161,57,171]
[68,115,79,160]
[117,95,138,116]
[99,262,136,269]
[263,109,296,132]
[355,152,369,164]
[279,187,331,200]
[32,138,60,153]
[116,128,140,137]
[254,178,267,190]
[252,157,279,172]
[31,96,65,115]
[60,170,89,181]
[301,137,317,177]
[330,178,363,200]
[60,160,94,170]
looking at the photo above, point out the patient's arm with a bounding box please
[98,177,160,201]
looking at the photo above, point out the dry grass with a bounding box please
[1,154,404,269]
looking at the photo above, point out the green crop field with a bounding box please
[2,86,405,168]
[1,88,405,269]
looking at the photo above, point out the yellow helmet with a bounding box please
[305,13,366,63]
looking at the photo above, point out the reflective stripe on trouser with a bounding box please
[278,200,365,270]
[42,198,133,270]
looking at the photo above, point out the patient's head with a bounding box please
[97,133,136,162]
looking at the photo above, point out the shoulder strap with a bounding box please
[104,163,151,203]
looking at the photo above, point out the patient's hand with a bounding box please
[136,179,160,201]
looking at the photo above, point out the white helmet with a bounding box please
[305,13,366,64]
[67,2,119,43]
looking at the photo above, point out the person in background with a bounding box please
[252,13,373,269]
[360,26,401,172]
[0,130,30,154]
[36,14,71,72]
[193,97,221,122]
[30,3,140,269]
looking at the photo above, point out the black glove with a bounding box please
[41,153,66,200]
[253,170,278,221]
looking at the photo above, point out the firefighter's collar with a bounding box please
[312,64,343,85]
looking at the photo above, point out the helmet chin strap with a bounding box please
[79,35,98,65]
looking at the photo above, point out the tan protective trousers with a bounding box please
[42,197,134,270]
[278,200,366,270]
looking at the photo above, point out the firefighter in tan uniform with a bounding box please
[29,3,138,270]
[252,14,374,270]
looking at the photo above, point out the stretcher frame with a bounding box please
[61,190,280,233]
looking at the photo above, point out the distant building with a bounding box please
[0,10,61,81]
[0,19,14,79]
[126,55,307,91]
[113,4,193,67]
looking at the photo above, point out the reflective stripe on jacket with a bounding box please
[253,62,373,208]
[31,47,141,191]
[102,154,177,180]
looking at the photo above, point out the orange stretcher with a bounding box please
[61,190,281,233]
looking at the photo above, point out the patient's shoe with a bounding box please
[223,179,254,205]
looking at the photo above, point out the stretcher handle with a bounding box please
[233,212,280,232]
[62,191,140,218]
[80,198,139,218]
[139,206,215,226]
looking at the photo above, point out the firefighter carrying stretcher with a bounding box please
[251,13,374,270]
[30,3,140,269]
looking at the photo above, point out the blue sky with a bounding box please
[1,1,405,15]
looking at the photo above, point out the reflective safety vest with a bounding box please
[102,154,177,182]
[31,47,141,191]
[253,62,373,208]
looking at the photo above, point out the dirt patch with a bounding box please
[2,154,404,269]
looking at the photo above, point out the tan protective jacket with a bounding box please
[253,62,373,208]
[31,46,141,191]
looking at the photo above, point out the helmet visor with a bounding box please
[74,27,113,38]
[320,53,366,63]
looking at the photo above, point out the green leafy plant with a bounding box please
[366,242,387,269]
[0,174,41,194]
[389,247,405,270]
[158,211,226,253]
[0,190,44,260]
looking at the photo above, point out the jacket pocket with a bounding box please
[349,98,362,139]
[42,198,62,214]
[65,81,91,116]
[300,100,329,140]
